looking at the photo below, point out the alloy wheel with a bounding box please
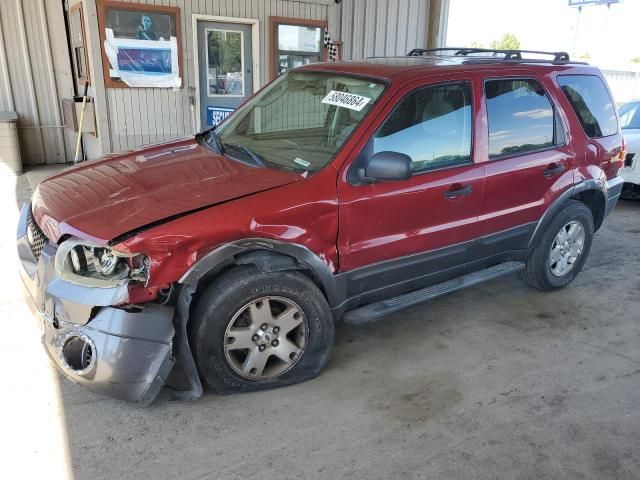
[223,296,307,379]
[549,220,586,277]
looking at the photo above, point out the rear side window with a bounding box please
[557,75,618,138]
[485,78,559,159]
[373,82,473,172]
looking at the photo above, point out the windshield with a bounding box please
[211,71,386,172]
[619,101,640,130]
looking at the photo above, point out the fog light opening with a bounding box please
[61,335,95,375]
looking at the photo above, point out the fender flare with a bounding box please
[528,179,607,248]
[178,238,344,308]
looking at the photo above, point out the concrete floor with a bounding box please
[3,166,640,480]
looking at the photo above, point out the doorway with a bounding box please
[195,17,258,130]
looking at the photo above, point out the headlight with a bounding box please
[55,238,149,287]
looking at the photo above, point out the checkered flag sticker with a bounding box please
[323,27,338,61]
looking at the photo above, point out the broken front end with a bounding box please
[16,204,198,404]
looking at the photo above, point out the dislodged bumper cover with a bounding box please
[41,304,175,404]
[17,204,175,404]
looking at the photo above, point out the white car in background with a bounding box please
[620,100,640,199]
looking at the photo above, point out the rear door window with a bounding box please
[373,82,473,172]
[556,75,618,138]
[485,78,560,159]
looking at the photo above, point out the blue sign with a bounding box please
[568,0,621,6]
[207,106,234,126]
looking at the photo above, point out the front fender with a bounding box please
[178,238,345,309]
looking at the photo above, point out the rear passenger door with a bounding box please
[476,75,574,255]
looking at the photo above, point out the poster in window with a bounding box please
[97,1,182,88]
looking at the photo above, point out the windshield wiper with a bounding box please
[201,129,225,154]
[224,143,266,167]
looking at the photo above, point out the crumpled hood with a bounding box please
[32,138,302,243]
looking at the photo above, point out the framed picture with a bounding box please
[96,0,182,88]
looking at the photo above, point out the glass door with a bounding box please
[198,21,253,129]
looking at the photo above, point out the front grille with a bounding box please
[26,208,48,260]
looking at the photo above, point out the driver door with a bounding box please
[337,77,485,290]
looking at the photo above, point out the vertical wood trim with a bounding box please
[38,2,66,163]
[363,0,376,58]
[14,0,45,163]
[0,9,14,111]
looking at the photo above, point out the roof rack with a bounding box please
[407,47,572,62]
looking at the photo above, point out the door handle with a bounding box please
[543,163,565,178]
[443,184,473,199]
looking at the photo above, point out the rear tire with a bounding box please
[520,200,594,291]
[189,266,334,394]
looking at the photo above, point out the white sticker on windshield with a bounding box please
[294,157,311,168]
[321,90,371,111]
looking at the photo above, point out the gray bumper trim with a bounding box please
[18,204,178,404]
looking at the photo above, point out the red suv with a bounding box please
[18,49,625,404]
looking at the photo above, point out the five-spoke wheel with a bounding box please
[224,296,307,379]
[190,267,334,394]
[548,220,586,277]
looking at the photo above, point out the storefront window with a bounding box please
[270,18,326,78]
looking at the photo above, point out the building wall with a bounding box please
[602,69,640,104]
[340,0,429,59]
[0,0,75,165]
[339,0,448,60]
[77,0,334,155]
[0,0,449,164]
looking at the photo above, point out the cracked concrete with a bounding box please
[3,165,640,479]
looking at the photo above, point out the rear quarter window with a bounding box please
[556,75,618,138]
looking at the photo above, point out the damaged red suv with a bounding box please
[18,49,625,404]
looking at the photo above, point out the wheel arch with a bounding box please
[178,239,344,309]
[529,180,606,248]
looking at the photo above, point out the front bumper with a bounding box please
[604,176,624,218]
[17,205,176,404]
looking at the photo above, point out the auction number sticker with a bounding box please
[321,91,371,111]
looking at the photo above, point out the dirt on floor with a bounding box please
[3,166,639,480]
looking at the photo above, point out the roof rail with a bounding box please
[407,47,571,62]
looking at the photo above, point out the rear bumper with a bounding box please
[17,204,175,404]
[604,176,624,218]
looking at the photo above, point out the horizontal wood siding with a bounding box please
[104,0,328,153]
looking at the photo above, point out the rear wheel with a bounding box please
[521,200,594,291]
[190,267,334,394]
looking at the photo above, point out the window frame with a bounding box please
[556,74,619,139]
[369,80,476,176]
[269,16,327,80]
[483,76,567,162]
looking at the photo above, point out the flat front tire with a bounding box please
[189,266,334,394]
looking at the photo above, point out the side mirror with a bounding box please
[363,151,412,181]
